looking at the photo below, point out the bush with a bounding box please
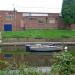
[50,51,75,75]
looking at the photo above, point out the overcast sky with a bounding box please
[0,0,63,13]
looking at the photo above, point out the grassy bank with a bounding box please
[2,29,75,39]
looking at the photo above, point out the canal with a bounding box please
[0,44,75,66]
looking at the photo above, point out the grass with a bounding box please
[2,29,75,39]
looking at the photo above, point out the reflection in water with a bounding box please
[0,45,26,51]
[0,45,75,52]
[4,54,12,58]
[0,45,75,66]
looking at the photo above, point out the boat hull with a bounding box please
[26,45,62,52]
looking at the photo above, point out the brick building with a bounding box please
[0,10,65,31]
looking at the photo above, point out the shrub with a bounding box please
[50,51,75,75]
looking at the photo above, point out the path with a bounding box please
[1,42,75,45]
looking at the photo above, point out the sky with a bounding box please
[0,0,63,13]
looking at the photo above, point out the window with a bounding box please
[49,18,55,23]
[38,18,45,23]
[23,13,48,16]
[5,15,13,20]
[28,17,36,20]
[23,13,31,16]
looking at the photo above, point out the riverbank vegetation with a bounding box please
[0,51,75,75]
[50,51,75,75]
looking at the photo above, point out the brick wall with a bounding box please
[0,10,66,31]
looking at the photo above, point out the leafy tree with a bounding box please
[50,51,75,75]
[61,0,75,28]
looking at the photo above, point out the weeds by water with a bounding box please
[0,62,51,75]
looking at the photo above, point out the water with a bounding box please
[0,45,75,66]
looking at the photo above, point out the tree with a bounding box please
[50,51,74,75]
[61,0,75,29]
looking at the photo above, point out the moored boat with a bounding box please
[26,44,63,52]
